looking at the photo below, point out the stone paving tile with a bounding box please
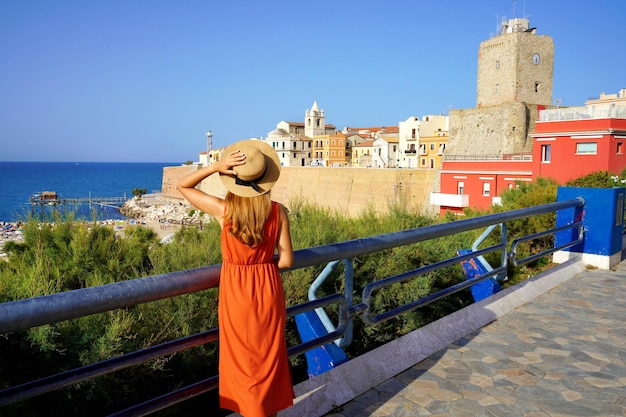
[324,265,626,417]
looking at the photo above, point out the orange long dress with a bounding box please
[218,202,294,417]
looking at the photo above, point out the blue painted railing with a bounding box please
[0,198,587,416]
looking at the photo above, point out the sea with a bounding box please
[0,161,178,223]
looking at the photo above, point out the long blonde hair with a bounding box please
[224,192,272,247]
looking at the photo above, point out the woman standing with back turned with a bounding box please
[177,139,295,417]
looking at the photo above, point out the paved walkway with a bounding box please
[321,263,626,417]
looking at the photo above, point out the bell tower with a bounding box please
[305,101,326,137]
[476,17,554,108]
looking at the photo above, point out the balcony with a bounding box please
[430,192,469,208]
[404,149,417,154]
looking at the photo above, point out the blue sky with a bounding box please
[1,0,624,162]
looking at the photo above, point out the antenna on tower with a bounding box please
[495,13,499,35]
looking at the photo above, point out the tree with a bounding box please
[131,187,147,198]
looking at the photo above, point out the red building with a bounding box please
[532,107,626,183]
[432,156,533,215]
[433,104,626,216]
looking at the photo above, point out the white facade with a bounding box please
[372,138,390,168]
[398,115,448,168]
[198,151,208,166]
[371,136,399,168]
[266,128,312,167]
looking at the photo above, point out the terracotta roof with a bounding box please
[346,126,397,133]
[354,139,377,147]
[286,121,336,129]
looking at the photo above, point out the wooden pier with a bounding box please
[29,192,130,217]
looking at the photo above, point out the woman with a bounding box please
[177,139,294,417]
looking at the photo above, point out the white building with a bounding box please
[398,115,449,168]
[266,122,313,167]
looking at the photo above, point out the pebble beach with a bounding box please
[0,193,206,259]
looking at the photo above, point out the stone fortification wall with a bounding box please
[162,165,198,199]
[162,165,439,217]
[447,102,544,156]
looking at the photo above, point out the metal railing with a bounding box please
[540,105,626,121]
[0,198,585,416]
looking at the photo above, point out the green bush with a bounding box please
[566,170,626,188]
[131,187,147,198]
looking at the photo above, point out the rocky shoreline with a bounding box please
[119,193,194,224]
[1,194,208,258]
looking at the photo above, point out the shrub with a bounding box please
[566,170,626,188]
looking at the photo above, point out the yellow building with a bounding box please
[312,132,348,166]
[208,148,222,164]
[351,139,376,167]
[418,131,448,169]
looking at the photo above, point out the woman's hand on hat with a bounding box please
[218,150,246,175]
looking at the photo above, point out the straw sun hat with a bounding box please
[219,139,281,197]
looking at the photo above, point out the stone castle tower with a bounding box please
[305,101,326,138]
[447,16,554,156]
[477,17,554,107]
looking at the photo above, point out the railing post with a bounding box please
[554,186,625,269]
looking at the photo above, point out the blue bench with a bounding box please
[458,249,503,302]
[295,310,349,377]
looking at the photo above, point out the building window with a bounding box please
[576,142,597,155]
[457,181,465,195]
[483,183,491,196]
[430,143,435,150]
[535,82,540,93]
[496,60,500,69]
[421,158,426,166]
[429,159,435,168]
[495,83,499,93]
[541,144,551,163]
[618,142,623,154]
